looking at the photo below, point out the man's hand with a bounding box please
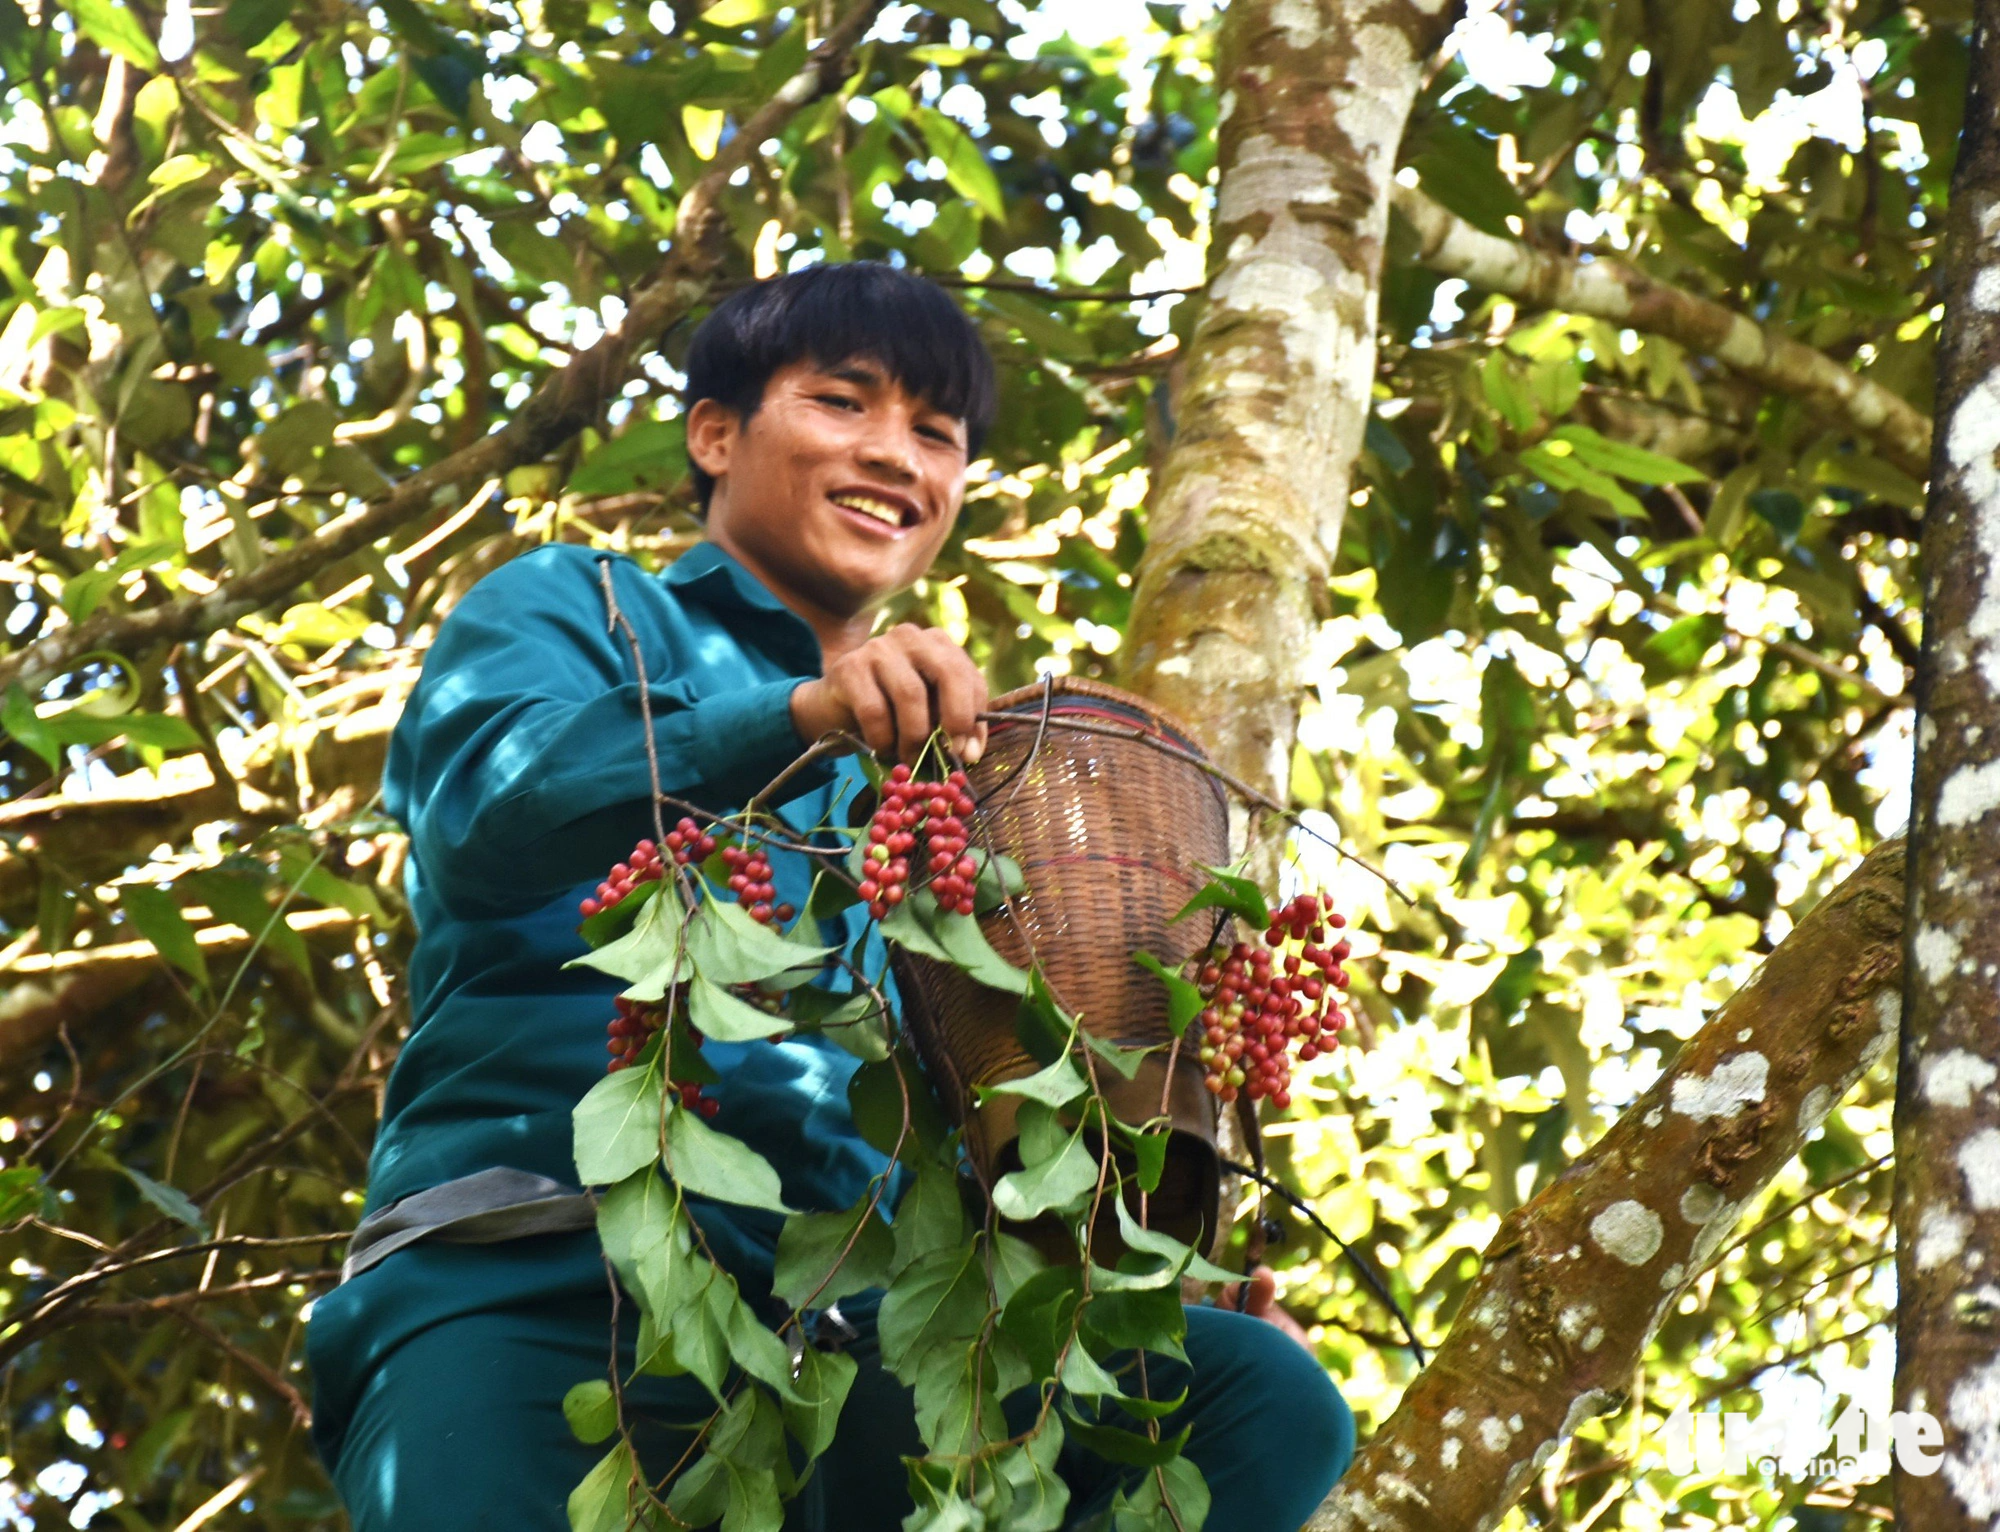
[791,624,989,764]
[1227,1266,1315,1353]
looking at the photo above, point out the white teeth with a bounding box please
[833,494,903,527]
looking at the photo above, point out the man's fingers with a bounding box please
[870,648,935,761]
[908,630,986,761]
[837,665,897,757]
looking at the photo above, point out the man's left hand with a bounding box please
[1227,1266,1314,1353]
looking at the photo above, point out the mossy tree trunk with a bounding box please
[1122,0,1457,801]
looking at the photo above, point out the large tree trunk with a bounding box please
[1894,2,2000,1520]
[1310,838,1906,1531]
[1122,0,1457,801]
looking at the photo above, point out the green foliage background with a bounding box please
[0,0,1944,1524]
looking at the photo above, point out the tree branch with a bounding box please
[1309,836,1906,1532]
[0,0,887,697]
[1393,185,1935,481]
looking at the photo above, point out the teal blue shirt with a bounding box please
[309,540,892,1466]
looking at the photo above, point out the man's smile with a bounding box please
[829,487,922,531]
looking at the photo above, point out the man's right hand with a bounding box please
[790,624,989,764]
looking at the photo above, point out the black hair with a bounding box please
[682,261,998,508]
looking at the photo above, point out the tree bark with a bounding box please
[1894,3,2000,1520]
[1308,837,1905,1531]
[1393,186,1935,481]
[1122,0,1459,801]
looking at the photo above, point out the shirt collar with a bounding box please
[662,540,823,674]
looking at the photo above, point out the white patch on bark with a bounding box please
[1478,1416,1513,1452]
[1442,1407,1467,1430]
[1945,361,2000,691]
[1582,1326,1604,1351]
[1441,1436,1462,1470]
[1680,1184,1726,1224]
[1959,1128,2000,1211]
[1591,1200,1664,1266]
[1862,990,1902,1071]
[1972,266,2000,312]
[1561,1390,1619,1439]
[1923,1048,2000,1109]
[1799,1085,1835,1137]
[1660,1262,1686,1290]
[1736,1028,1753,1042]
[1270,0,1326,50]
[1376,1473,1431,1508]
[1558,1304,1596,1342]
[1671,1052,1770,1122]
[1939,760,2000,828]
[1643,1107,1664,1128]
[1943,1355,2000,1520]
[1915,924,1967,985]
[1916,1207,1970,1272]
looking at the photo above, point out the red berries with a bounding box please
[863,764,979,919]
[1191,892,1353,1105]
[722,843,786,926]
[579,819,722,922]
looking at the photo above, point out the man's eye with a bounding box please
[816,393,862,411]
[919,425,960,446]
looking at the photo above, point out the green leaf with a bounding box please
[882,890,1028,993]
[0,1164,43,1225]
[1083,1031,1152,1080]
[1169,865,1270,928]
[110,1161,207,1233]
[1063,1411,1191,1469]
[784,1347,858,1462]
[1015,969,1073,1064]
[773,1201,895,1309]
[1108,1195,1235,1286]
[1518,443,1645,520]
[1549,424,1705,486]
[664,1098,792,1213]
[723,1290,799,1400]
[1117,1453,1210,1530]
[879,1243,989,1377]
[562,1380,618,1444]
[596,1168,687,1321]
[1642,613,1726,675]
[689,896,833,988]
[806,991,890,1062]
[848,1048,948,1159]
[1131,951,1205,1039]
[2,684,59,770]
[565,882,689,1002]
[689,974,794,1043]
[972,850,1026,914]
[1129,1127,1169,1194]
[573,1061,664,1186]
[567,1442,639,1532]
[891,1162,968,1272]
[569,419,688,498]
[120,883,209,988]
[979,1054,1087,1109]
[71,0,159,67]
[912,106,1003,221]
[992,1127,1097,1221]
[667,1453,730,1527]
[672,1273,734,1396]
[721,1461,784,1532]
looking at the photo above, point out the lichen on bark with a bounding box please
[1894,3,2000,1522]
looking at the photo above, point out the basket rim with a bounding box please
[986,675,1212,758]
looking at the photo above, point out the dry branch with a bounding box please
[1308,836,1906,1532]
[1393,185,1935,481]
[0,0,886,698]
[0,908,359,1070]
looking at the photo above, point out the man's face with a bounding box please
[690,357,970,619]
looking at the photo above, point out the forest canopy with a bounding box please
[0,0,1950,1526]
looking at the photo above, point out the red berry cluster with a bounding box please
[580,837,665,919]
[858,765,980,919]
[721,843,795,927]
[604,996,720,1115]
[1193,893,1352,1108]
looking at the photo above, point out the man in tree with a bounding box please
[304,262,1353,1531]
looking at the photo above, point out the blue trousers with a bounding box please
[329,1287,1353,1530]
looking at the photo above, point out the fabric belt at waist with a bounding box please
[341,1166,597,1282]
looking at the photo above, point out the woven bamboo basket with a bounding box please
[889,676,1230,1252]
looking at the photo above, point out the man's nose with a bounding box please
[860,421,920,480]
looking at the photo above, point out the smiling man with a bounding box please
[305,263,1351,1532]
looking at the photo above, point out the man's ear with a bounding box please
[684,397,739,481]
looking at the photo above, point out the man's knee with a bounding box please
[1190,1308,1356,1482]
